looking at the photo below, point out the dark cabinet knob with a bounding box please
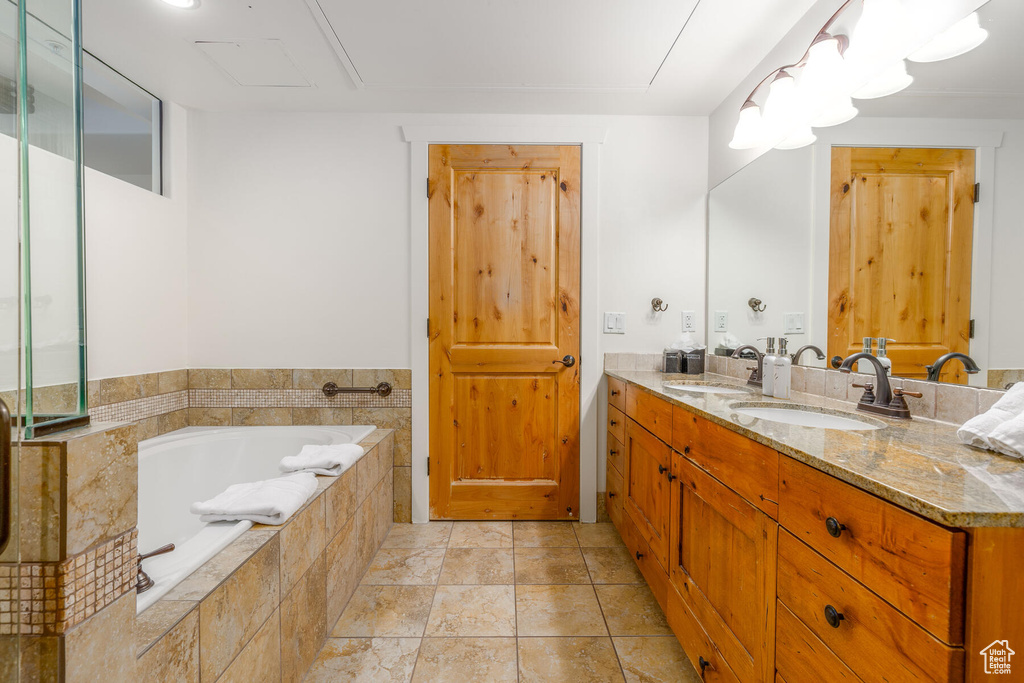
[825,517,846,538]
[683,446,691,455]
[658,464,667,474]
[610,420,618,426]
[667,473,677,482]
[611,390,620,396]
[608,492,616,498]
[609,450,618,456]
[698,656,711,676]
[635,550,644,560]
[824,604,845,628]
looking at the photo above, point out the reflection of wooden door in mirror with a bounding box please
[428,144,581,520]
[828,148,975,383]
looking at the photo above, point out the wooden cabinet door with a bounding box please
[428,144,581,520]
[624,419,671,571]
[670,455,777,683]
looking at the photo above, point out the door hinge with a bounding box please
[974,182,980,203]
[426,317,430,338]
[426,457,430,476]
[970,319,976,339]
[427,178,431,199]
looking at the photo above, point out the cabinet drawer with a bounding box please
[776,600,860,683]
[683,410,779,519]
[625,385,672,443]
[608,376,625,413]
[606,465,623,530]
[607,432,624,479]
[779,458,966,644]
[666,586,740,683]
[778,530,964,683]
[607,406,626,445]
[620,513,668,611]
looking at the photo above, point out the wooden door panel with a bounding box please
[828,147,975,382]
[429,144,581,520]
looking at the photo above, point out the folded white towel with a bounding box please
[191,473,318,525]
[957,383,1024,450]
[989,414,1024,460]
[279,443,364,476]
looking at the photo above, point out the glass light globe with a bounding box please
[775,126,817,150]
[853,61,913,99]
[909,12,987,63]
[729,103,765,150]
[812,94,858,128]
[763,71,799,137]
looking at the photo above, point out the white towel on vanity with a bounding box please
[989,414,1024,460]
[191,473,318,525]
[957,383,1024,452]
[279,443,364,476]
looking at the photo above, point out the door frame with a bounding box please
[808,122,1002,387]
[404,125,608,523]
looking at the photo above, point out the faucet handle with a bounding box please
[852,382,875,404]
[852,382,874,390]
[139,543,175,562]
[893,388,923,398]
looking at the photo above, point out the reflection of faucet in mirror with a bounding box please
[791,345,825,366]
[838,353,921,420]
[731,345,764,386]
[925,352,981,383]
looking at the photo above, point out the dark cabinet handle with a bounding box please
[608,492,616,498]
[825,517,846,538]
[824,604,845,628]
[610,420,618,426]
[635,550,644,560]
[698,656,711,676]
[658,464,667,474]
[611,390,620,396]
[609,449,618,456]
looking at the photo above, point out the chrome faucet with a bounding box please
[791,345,826,366]
[731,345,764,386]
[838,353,921,419]
[925,352,981,382]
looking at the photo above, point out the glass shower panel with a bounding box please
[21,0,86,437]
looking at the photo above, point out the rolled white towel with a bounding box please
[191,473,317,525]
[279,443,364,476]
[988,414,1024,460]
[957,383,1024,449]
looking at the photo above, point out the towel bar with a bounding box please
[322,381,392,398]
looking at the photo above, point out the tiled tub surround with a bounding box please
[79,368,413,522]
[135,429,395,682]
[607,368,1024,528]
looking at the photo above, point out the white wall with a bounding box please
[84,102,189,379]
[186,113,708,368]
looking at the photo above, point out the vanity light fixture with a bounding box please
[160,0,200,8]
[729,1,989,152]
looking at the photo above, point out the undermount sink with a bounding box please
[731,403,885,431]
[662,381,750,395]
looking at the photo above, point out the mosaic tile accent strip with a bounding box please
[89,391,188,424]
[0,530,137,635]
[189,388,412,409]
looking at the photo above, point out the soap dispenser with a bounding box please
[856,337,874,373]
[876,338,894,376]
[761,337,777,397]
[774,338,792,399]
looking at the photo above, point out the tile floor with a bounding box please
[305,521,700,682]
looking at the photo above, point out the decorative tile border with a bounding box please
[188,388,411,409]
[0,530,137,635]
[89,391,188,423]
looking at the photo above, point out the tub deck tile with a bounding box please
[164,529,276,602]
[135,599,197,657]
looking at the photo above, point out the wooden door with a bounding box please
[428,145,581,520]
[670,454,777,683]
[624,419,672,571]
[828,147,975,382]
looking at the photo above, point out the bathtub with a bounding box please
[136,424,376,613]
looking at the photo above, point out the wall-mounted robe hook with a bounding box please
[748,297,766,313]
[651,298,668,313]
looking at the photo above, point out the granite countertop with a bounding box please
[607,370,1024,528]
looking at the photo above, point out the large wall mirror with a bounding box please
[707,1,1021,391]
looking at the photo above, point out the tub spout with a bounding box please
[137,543,175,594]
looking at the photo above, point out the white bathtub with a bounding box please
[136,425,376,613]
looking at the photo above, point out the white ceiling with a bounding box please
[82,0,818,115]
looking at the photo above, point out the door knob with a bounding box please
[553,355,576,367]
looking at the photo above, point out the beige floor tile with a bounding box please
[515,585,608,636]
[614,637,700,683]
[425,585,517,637]
[381,522,453,549]
[514,547,591,584]
[583,547,645,584]
[518,637,625,683]
[412,638,518,682]
[360,548,446,585]
[438,548,515,585]
[513,521,580,547]
[331,585,435,637]
[306,638,420,682]
[596,585,673,636]
[448,521,513,548]
[573,522,626,548]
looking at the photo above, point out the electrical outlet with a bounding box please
[784,312,805,334]
[681,311,696,333]
[714,311,728,333]
[604,312,626,334]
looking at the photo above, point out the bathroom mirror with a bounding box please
[707,1,1021,389]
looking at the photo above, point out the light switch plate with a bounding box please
[604,312,626,334]
[714,311,728,333]
[681,311,696,333]
[784,312,805,334]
